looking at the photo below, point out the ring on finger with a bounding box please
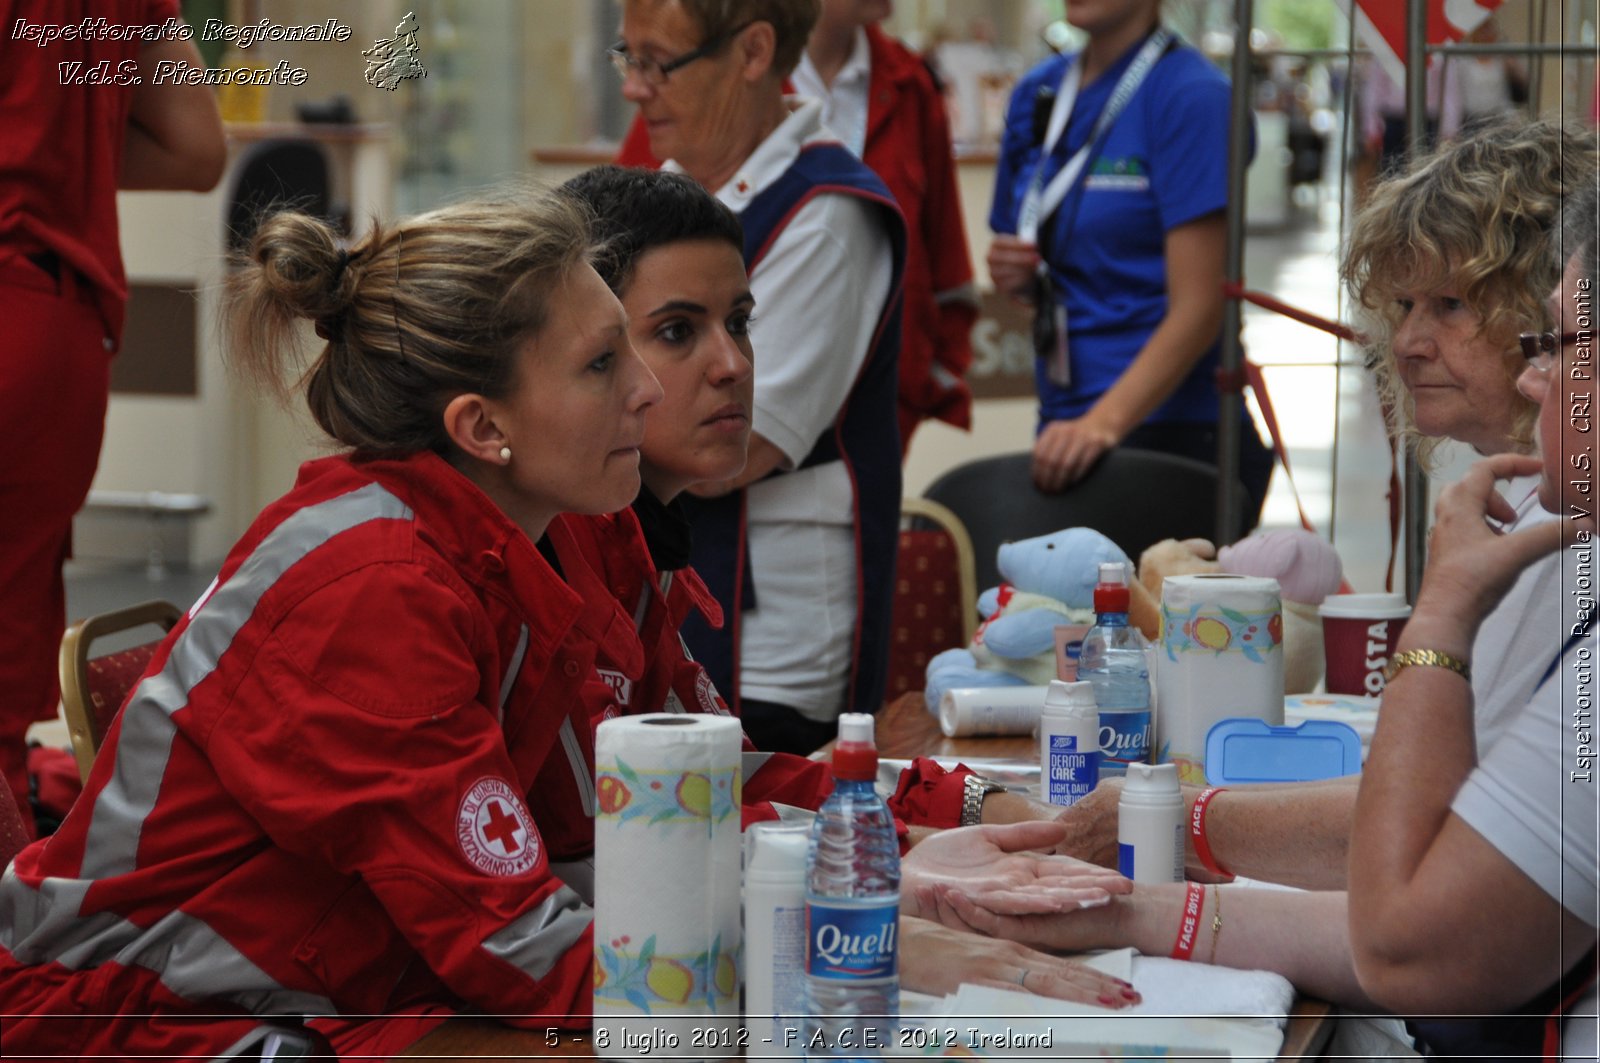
[1016,968,1029,988]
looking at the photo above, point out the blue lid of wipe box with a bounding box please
[1204,718,1363,784]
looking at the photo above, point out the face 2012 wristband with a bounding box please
[1190,786,1231,877]
[1170,881,1205,960]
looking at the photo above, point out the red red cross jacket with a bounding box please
[0,452,618,1058]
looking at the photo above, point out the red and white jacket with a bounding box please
[0,453,613,1058]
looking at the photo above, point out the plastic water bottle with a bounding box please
[1038,679,1099,806]
[804,713,899,1060]
[1077,562,1152,777]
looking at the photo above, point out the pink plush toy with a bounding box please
[1140,529,1344,694]
[1216,529,1344,606]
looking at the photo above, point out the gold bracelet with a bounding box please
[1206,885,1223,965]
[1383,648,1471,683]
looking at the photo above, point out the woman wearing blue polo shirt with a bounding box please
[988,0,1271,515]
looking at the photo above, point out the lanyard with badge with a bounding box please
[1020,28,1174,387]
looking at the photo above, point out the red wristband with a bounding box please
[1169,881,1205,960]
[1190,786,1231,877]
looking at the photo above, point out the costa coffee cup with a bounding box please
[1319,594,1412,697]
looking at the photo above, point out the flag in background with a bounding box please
[1335,0,1505,84]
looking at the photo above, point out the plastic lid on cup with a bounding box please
[1319,593,1411,619]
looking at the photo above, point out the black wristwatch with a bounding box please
[960,774,1008,827]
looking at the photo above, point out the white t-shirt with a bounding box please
[1472,473,1562,752]
[1453,504,1597,1057]
[670,97,894,721]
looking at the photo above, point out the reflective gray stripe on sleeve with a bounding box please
[83,482,412,881]
[0,869,335,1017]
[497,624,529,725]
[481,884,592,980]
[0,871,105,963]
[119,909,336,1016]
[631,582,653,631]
[934,281,980,308]
[558,717,596,817]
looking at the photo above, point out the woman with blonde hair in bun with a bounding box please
[0,186,665,1059]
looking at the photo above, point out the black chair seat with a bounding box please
[922,447,1252,590]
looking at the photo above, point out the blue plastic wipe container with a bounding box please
[1203,717,1362,784]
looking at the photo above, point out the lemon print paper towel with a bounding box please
[594,713,742,1061]
[1155,574,1284,784]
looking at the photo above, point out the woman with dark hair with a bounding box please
[613,0,903,755]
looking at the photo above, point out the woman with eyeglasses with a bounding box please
[610,0,904,757]
[1344,117,1598,755]
[1344,182,1599,1061]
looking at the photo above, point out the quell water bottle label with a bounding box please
[1099,710,1152,776]
[805,901,899,980]
[1046,734,1098,805]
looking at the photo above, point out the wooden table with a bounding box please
[401,694,1335,1060]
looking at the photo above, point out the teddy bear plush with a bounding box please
[923,527,1161,712]
[1137,528,1344,694]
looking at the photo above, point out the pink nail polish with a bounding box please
[1098,994,1118,1006]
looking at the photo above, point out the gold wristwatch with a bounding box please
[1383,648,1471,683]
[960,774,1008,827]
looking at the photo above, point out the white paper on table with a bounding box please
[898,949,1287,1060]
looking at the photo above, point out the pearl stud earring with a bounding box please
[499,445,512,462]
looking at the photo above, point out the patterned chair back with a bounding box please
[884,499,977,703]
[58,600,182,782]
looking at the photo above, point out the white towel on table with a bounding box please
[1125,954,1295,1023]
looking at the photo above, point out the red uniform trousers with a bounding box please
[0,252,112,826]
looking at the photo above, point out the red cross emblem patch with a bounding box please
[457,777,539,876]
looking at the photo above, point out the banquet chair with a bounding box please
[58,600,182,782]
[923,448,1251,591]
[884,498,978,704]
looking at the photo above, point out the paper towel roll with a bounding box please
[1155,574,1284,784]
[939,686,1050,737]
[594,714,743,1061]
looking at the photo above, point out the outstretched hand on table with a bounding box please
[900,916,1140,1008]
[901,821,1132,920]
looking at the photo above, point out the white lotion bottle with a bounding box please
[1038,679,1099,806]
[742,821,809,1057]
[1117,762,1184,883]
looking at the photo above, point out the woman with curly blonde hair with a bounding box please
[1342,117,1596,467]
